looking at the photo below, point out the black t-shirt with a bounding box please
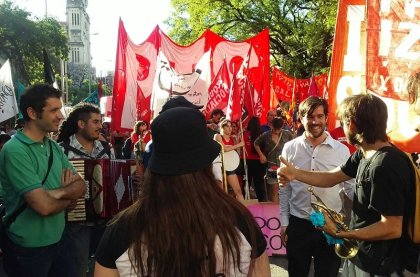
[96,212,267,275]
[341,146,413,274]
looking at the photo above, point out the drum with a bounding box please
[212,154,223,182]
[224,150,240,171]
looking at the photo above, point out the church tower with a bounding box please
[66,0,91,66]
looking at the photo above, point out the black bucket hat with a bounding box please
[160,96,204,114]
[149,107,221,175]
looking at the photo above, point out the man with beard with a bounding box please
[55,102,110,276]
[278,96,354,277]
[278,94,417,276]
[0,84,86,276]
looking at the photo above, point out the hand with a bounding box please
[62,169,79,187]
[207,123,217,130]
[280,226,288,247]
[66,200,78,211]
[320,210,338,236]
[237,141,245,148]
[259,154,267,164]
[277,156,296,187]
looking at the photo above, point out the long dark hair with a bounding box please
[111,167,260,276]
[247,117,261,154]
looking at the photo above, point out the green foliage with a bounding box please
[166,0,338,78]
[0,1,68,85]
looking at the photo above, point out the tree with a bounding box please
[166,0,338,78]
[0,1,68,85]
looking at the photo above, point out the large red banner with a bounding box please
[111,20,270,132]
[328,0,419,152]
[272,68,328,103]
[366,0,420,152]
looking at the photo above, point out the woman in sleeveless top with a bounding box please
[214,119,245,203]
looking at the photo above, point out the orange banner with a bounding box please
[328,0,419,152]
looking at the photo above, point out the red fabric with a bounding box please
[329,127,357,154]
[226,46,251,121]
[142,131,151,144]
[307,75,319,97]
[131,133,140,149]
[328,0,419,152]
[111,23,270,131]
[366,0,419,101]
[209,29,270,123]
[327,0,366,134]
[272,68,327,103]
[243,131,259,160]
[204,59,230,119]
[111,20,159,132]
[365,0,420,152]
[98,80,103,99]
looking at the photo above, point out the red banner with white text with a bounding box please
[272,68,328,103]
[111,21,270,132]
[366,0,420,152]
[328,0,419,152]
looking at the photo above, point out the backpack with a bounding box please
[59,138,111,159]
[404,153,420,244]
[401,152,420,274]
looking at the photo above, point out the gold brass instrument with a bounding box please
[308,186,359,259]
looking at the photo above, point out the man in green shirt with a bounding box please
[0,84,86,277]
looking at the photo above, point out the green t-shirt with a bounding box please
[0,131,75,247]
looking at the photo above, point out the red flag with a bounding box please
[242,77,255,124]
[98,79,103,99]
[308,74,319,97]
[226,45,251,121]
[204,59,231,119]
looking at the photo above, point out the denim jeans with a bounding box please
[50,222,91,277]
[2,235,60,277]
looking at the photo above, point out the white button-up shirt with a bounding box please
[279,132,354,226]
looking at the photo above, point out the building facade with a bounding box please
[66,0,91,66]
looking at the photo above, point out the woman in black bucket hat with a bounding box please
[94,107,270,277]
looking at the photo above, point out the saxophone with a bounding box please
[308,186,359,259]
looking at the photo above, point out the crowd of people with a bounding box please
[0,71,417,276]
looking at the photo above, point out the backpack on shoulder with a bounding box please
[404,153,420,244]
[401,152,420,274]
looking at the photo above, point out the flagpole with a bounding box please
[239,118,250,200]
[290,76,297,133]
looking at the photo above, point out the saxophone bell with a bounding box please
[308,187,359,259]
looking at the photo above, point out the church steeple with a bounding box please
[66,0,91,66]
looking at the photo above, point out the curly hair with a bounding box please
[20,84,62,121]
[56,102,100,143]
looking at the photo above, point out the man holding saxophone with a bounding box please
[278,96,354,277]
[278,94,415,276]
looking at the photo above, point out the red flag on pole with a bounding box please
[98,79,103,99]
[204,59,231,119]
[308,74,319,97]
[226,45,252,121]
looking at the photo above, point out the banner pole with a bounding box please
[239,118,250,200]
